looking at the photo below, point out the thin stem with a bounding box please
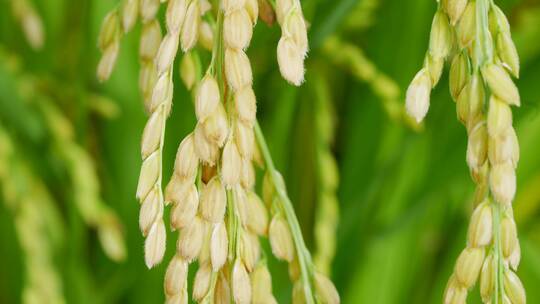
[227,189,239,262]
[492,202,502,304]
[475,0,493,70]
[476,1,503,302]
[254,121,315,304]
[210,10,224,90]
[492,200,506,304]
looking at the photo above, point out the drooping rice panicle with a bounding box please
[137,0,195,270]
[0,126,65,304]
[311,74,340,276]
[39,100,126,262]
[405,1,525,303]
[97,0,341,302]
[96,0,171,268]
[0,46,127,264]
[258,123,339,304]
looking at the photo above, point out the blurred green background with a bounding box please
[1,0,540,303]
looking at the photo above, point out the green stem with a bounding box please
[254,121,315,304]
[312,73,337,274]
[476,1,503,301]
[475,0,493,70]
[227,189,239,262]
[492,200,506,304]
[210,10,224,90]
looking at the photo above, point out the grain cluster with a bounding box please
[405,0,525,303]
[97,0,339,302]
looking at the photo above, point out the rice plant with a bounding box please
[405,1,525,302]
[1,0,540,303]
[96,0,339,302]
